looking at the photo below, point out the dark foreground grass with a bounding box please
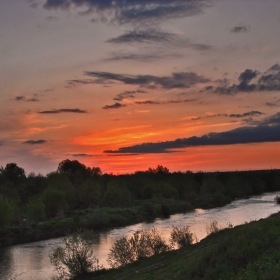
[85,211,280,280]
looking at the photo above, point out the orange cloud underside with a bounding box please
[79,142,280,174]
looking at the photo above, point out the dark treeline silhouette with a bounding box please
[0,159,280,246]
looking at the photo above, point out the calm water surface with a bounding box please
[1,191,280,280]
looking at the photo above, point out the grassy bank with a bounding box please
[0,199,192,246]
[83,211,280,280]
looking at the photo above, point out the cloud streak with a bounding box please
[43,0,213,25]
[39,108,88,114]
[106,28,212,50]
[103,103,127,110]
[85,71,209,89]
[23,140,47,145]
[104,112,280,154]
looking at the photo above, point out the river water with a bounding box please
[1,191,280,280]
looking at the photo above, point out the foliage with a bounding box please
[107,228,169,268]
[50,230,103,280]
[274,195,280,204]
[0,195,16,226]
[42,188,68,218]
[27,198,46,222]
[206,220,222,235]
[170,226,197,249]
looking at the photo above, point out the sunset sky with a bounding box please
[1,0,280,174]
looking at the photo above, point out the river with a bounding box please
[1,191,280,280]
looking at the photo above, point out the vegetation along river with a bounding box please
[1,191,280,280]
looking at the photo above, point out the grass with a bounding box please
[84,211,280,280]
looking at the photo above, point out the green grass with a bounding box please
[85,212,280,280]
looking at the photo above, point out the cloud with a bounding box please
[265,99,280,107]
[205,64,280,95]
[15,95,39,102]
[114,90,147,101]
[229,111,264,118]
[103,103,127,110]
[85,71,209,89]
[39,108,88,114]
[135,99,196,105]
[67,79,113,86]
[104,112,280,154]
[23,140,47,145]
[104,52,182,62]
[72,154,93,157]
[43,0,213,25]
[231,25,250,33]
[106,28,213,50]
[190,111,264,121]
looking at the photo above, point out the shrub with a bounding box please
[170,226,197,249]
[107,228,169,268]
[50,230,103,280]
[274,195,280,204]
[206,220,221,235]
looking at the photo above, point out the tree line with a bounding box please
[0,159,280,229]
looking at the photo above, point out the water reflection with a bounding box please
[0,192,280,280]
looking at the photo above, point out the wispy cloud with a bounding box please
[85,71,209,89]
[107,28,212,50]
[23,140,47,145]
[72,153,93,157]
[104,112,280,154]
[15,95,39,102]
[114,90,147,101]
[43,0,213,25]
[103,103,127,110]
[231,25,250,33]
[39,108,88,114]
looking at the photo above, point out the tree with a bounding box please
[57,159,101,186]
[50,231,103,280]
[0,195,16,226]
[27,198,45,222]
[0,163,26,186]
[42,188,68,218]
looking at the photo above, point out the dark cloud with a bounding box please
[15,95,39,102]
[43,0,213,25]
[39,108,87,114]
[231,26,249,33]
[265,99,280,107]
[107,28,212,50]
[103,103,127,110]
[205,64,280,95]
[135,99,196,105]
[67,79,112,86]
[190,111,264,121]
[114,90,147,101]
[23,140,47,145]
[72,154,93,157]
[107,28,175,44]
[104,112,280,154]
[104,52,182,62]
[229,111,264,118]
[85,71,209,89]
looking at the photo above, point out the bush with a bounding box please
[170,226,197,249]
[50,230,103,280]
[107,228,169,268]
[274,195,280,204]
[206,220,222,235]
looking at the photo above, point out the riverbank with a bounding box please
[85,210,280,280]
[0,189,278,247]
[0,199,192,247]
